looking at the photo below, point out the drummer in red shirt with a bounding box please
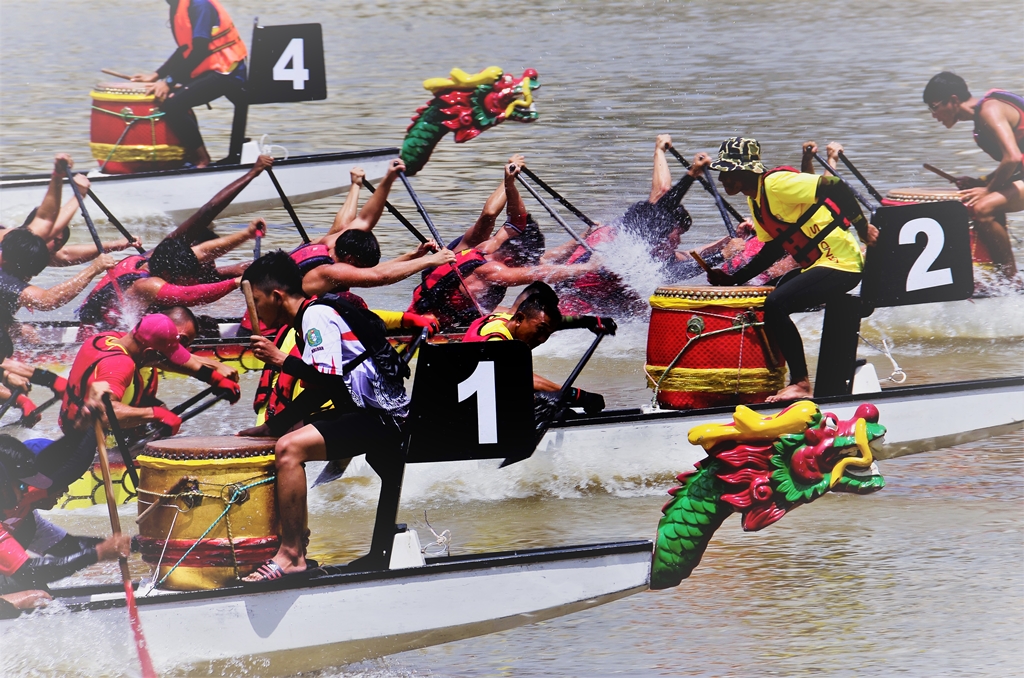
[30,310,241,499]
[132,0,247,168]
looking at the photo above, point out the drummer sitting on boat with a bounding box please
[131,0,247,168]
[924,71,1023,278]
[706,137,877,402]
[240,252,412,581]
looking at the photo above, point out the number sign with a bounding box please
[406,342,535,463]
[861,201,973,307]
[247,24,327,105]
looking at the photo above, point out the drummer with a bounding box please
[924,72,1023,277]
[31,310,240,499]
[131,0,247,168]
[706,137,877,402]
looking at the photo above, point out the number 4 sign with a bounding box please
[247,23,327,105]
[861,201,974,307]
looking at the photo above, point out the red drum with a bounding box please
[89,82,186,174]
[883,187,993,264]
[645,286,785,410]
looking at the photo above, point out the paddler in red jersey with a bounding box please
[924,72,1024,277]
[706,137,878,403]
[409,158,601,329]
[131,0,247,168]
[31,310,240,500]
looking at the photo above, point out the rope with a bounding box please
[153,474,275,587]
[145,509,178,598]
[857,334,907,384]
[91,107,167,170]
[420,511,451,557]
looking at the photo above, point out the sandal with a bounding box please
[242,560,286,583]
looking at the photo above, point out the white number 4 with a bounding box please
[273,38,309,90]
[899,218,953,292]
[458,361,498,444]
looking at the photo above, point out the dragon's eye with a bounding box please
[824,415,838,431]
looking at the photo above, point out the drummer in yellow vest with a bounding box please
[706,137,878,403]
[132,0,247,168]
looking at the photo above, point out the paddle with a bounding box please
[101,68,133,81]
[516,174,593,253]
[666,146,745,228]
[62,164,104,256]
[241,280,261,337]
[519,166,597,228]
[362,178,428,244]
[171,386,216,416]
[837,151,885,204]
[265,167,310,244]
[397,171,486,316]
[0,388,24,422]
[127,390,230,457]
[86,189,145,253]
[101,393,140,490]
[924,163,959,184]
[253,232,261,260]
[92,419,158,678]
[811,152,875,210]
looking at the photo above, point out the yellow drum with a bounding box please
[135,436,277,590]
[646,286,785,410]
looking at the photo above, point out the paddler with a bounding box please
[31,310,240,498]
[924,72,1023,277]
[0,422,130,616]
[706,137,878,402]
[239,252,412,581]
[131,0,247,168]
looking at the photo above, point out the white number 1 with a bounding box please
[273,38,310,90]
[458,361,497,444]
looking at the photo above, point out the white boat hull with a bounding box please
[0,541,651,676]
[0,149,398,223]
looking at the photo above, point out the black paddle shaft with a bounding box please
[397,171,446,248]
[812,152,876,211]
[362,178,428,243]
[0,388,23,422]
[62,166,104,256]
[666,147,745,225]
[519,166,597,228]
[102,393,140,489]
[516,174,593,253]
[837,152,885,204]
[266,167,310,243]
[86,189,144,253]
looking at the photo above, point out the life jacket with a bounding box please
[558,225,631,307]
[290,242,333,276]
[463,313,514,342]
[172,0,247,80]
[565,225,616,266]
[59,334,157,431]
[253,325,301,423]
[409,249,491,327]
[0,525,28,577]
[77,255,149,328]
[293,294,410,382]
[749,167,843,269]
[973,90,1024,163]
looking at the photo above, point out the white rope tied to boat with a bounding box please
[420,511,451,557]
[858,334,907,384]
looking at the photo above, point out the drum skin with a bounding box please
[646,286,786,410]
[136,436,277,590]
[89,82,185,174]
[883,187,993,264]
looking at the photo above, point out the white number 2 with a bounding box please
[273,38,309,90]
[458,361,497,444]
[899,218,953,292]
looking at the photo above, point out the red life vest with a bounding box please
[252,325,300,418]
[290,242,333,276]
[565,225,616,266]
[409,249,490,328]
[558,225,631,310]
[77,255,149,328]
[0,525,28,577]
[974,90,1024,164]
[749,167,843,269]
[172,0,247,80]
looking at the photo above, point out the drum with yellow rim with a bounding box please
[135,436,277,590]
[645,286,786,410]
[883,186,993,264]
[89,81,185,174]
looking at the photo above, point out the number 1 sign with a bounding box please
[861,201,974,307]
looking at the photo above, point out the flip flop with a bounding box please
[241,560,285,583]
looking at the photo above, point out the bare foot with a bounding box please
[765,379,812,403]
[194,145,212,169]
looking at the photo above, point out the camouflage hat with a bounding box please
[709,137,766,174]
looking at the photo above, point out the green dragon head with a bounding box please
[651,401,886,589]
[400,67,540,175]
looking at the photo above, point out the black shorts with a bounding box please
[311,409,405,462]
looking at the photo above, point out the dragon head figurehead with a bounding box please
[400,67,540,175]
[651,401,886,590]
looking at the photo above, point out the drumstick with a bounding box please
[688,250,713,274]
[241,280,261,337]
[101,68,134,81]
[923,163,959,184]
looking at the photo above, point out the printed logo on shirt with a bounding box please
[306,328,323,347]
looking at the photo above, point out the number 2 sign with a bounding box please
[861,201,974,307]
[247,24,327,105]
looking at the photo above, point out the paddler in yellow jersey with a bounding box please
[706,137,878,403]
[132,0,247,168]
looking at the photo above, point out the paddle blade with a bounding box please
[312,458,352,487]
[123,577,158,677]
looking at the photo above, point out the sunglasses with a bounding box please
[927,100,946,112]
[176,333,193,348]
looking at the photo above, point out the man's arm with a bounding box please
[474,260,600,287]
[302,248,455,295]
[650,135,674,202]
[25,155,73,237]
[193,218,263,262]
[538,239,580,265]
[18,255,115,311]
[816,174,877,246]
[324,168,365,237]
[459,154,526,250]
[167,155,273,241]
[339,159,406,234]
[977,101,1024,193]
[50,238,141,267]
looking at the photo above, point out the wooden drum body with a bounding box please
[884,187,993,264]
[645,286,786,410]
[136,436,277,590]
[90,82,185,174]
